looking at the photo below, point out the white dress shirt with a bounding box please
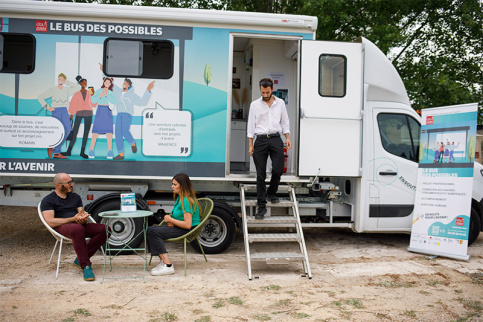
[246,96,290,138]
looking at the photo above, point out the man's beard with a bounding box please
[60,185,72,194]
[262,94,272,101]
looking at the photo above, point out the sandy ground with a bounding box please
[0,205,482,322]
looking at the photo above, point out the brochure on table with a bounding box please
[408,103,478,261]
[121,193,136,212]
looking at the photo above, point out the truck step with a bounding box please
[244,200,294,207]
[248,233,300,243]
[250,252,306,261]
[246,216,297,224]
[242,184,292,191]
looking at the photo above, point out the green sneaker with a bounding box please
[73,258,81,270]
[83,265,95,281]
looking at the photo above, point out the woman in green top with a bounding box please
[147,173,201,276]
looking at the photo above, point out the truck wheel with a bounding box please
[468,207,481,246]
[90,199,144,254]
[190,206,236,254]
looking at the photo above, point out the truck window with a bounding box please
[319,54,346,97]
[0,33,35,74]
[378,113,420,162]
[104,39,173,79]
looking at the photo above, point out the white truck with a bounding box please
[1,0,482,253]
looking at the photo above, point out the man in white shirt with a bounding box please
[247,78,292,219]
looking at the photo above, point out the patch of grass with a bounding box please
[466,272,483,285]
[378,281,413,288]
[103,304,122,309]
[405,310,416,318]
[419,290,431,295]
[345,298,364,309]
[376,313,388,319]
[204,290,215,298]
[212,298,224,308]
[455,289,463,294]
[339,310,352,320]
[457,298,483,311]
[428,280,445,286]
[324,290,336,297]
[192,309,204,314]
[332,301,342,307]
[61,319,75,322]
[228,296,243,305]
[12,306,17,309]
[194,316,211,322]
[454,312,482,321]
[254,314,271,320]
[73,308,91,316]
[275,299,291,306]
[263,284,281,291]
[291,312,310,319]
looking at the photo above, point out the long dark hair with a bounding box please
[102,77,114,91]
[172,173,199,213]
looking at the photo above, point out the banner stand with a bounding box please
[408,103,478,261]
[407,247,470,261]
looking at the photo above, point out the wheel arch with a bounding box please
[85,192,148,215]
[212,200,242,234]
[472,198,483,232]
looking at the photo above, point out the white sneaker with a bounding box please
[151,264,175,276]
[150,261,164,273]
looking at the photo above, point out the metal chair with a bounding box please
[37,202,104,278]
[149,198,214,276]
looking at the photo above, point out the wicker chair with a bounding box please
[149,198,214,276]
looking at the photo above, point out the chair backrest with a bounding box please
[38,202,70,242]
[38,203,97,241]
[186,198,213,243]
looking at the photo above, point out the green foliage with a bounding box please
[66,0,483,124]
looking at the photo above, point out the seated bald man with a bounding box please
[40,173,107,281]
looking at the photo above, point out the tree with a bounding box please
[63,0,483,124]
[204,63,212,86]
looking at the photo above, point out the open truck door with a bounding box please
[299,40,363,177]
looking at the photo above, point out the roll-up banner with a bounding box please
[408,103,478,260]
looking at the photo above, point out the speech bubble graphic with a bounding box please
[0,116,64,148]
[142,108,192,157]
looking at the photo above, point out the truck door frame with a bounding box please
[226,32,303,178]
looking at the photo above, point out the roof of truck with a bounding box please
[1,0,318,33]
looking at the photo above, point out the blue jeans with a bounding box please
[51,107,71,154]
[115,113,134,154]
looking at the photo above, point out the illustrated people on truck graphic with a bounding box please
[64,75,97,159]
[37,73,80,159]
[89,77,117,159]
[111,78,155,160]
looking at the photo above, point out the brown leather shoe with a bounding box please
[53,153,67,159]
[132,144,137,153]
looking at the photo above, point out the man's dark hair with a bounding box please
[259,78,273,88]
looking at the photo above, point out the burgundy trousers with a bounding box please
[55,223,107,268]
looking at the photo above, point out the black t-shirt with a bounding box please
[40,191,83,219]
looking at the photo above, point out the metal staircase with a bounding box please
[240,184,312,280]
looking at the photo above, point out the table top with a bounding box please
[98,210,153,218]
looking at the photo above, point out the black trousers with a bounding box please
[66,114,92,154]
[252,135,284,208]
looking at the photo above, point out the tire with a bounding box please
[90,199,144,254]
[468,206,481,246]
[190,206,236,254]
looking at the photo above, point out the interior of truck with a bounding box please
[228,34,300,177]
